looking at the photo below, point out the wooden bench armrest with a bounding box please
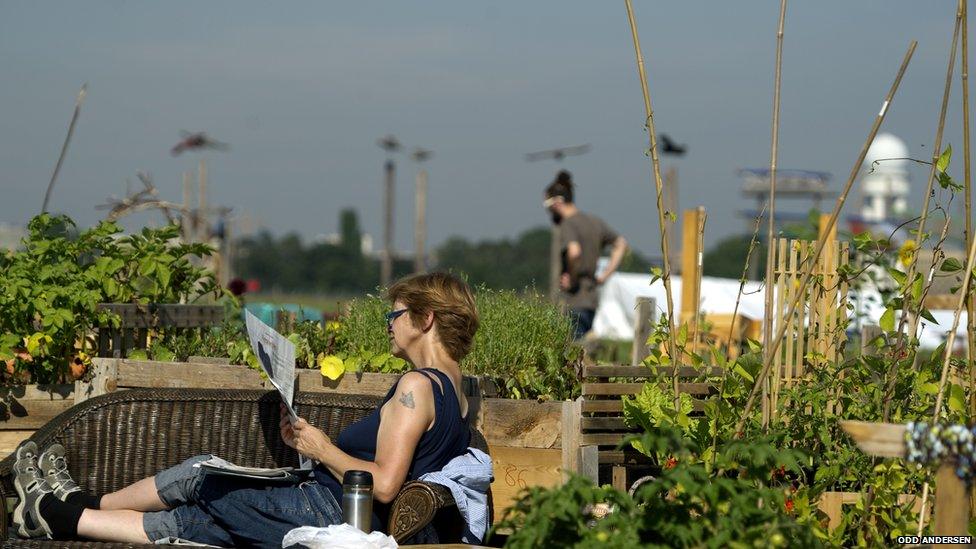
[388,480,456,543]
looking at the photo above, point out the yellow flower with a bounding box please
[318,354,345,381]
[898,239,917,267]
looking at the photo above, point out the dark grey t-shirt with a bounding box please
[559,211,619,310]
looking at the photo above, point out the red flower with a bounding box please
[664,456,678,469]
[784,498,794,513]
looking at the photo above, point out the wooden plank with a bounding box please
[117,360,268,390]
[561,398,582,479]
[298,370,400,396]
[597,450,651,465]
[579,445,599,484]
[680,207,704,327]
[583,365,723,378]
[583,383,645,396]
[75,358,118,404]
[580,433,629,446]
[819,491,844,531]
[0,431,35,458]
[581,417,630,431]
[839,420,906,458]
[934,462,969,541]
[631,297,656,366]
[581,399,707,413]
[476,398,562,449]
[188,356,232,365]
[582,400,624,413]
[0,399,74,430]
[489,445,562,523]
[612,466,627,491]
[582,382,713,396]
[817,491,927,532]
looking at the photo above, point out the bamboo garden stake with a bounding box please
[763,0,788,415]
[734,42,918,436]
[883,8,963,423]
[41,83,88,214]
[961,0,976,418]
[623,0,681,409]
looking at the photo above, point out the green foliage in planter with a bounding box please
[464,288,580,401]
[495,425,821,548]
[0,214,218,383]
[332,288,579,399]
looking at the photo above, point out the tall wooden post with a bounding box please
[549,225,562,303]
[680,208,705,328]
[381,160,395,288]
[182,171,193,243]
[632,297,657,366]
[198,159,208,241]
[818,213,837,242]
[414,168,427,274]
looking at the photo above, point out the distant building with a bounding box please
[311,231,373,255]
[0,223,25,251]
[860,133,910,223]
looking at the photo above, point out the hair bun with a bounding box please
[555,170,573,188]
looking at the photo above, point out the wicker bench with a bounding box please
[0,388,491,547]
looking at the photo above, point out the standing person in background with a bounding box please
[543,170,629,340]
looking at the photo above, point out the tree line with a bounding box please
[232,209,656,293]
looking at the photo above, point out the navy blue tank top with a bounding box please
[314,368,471,527]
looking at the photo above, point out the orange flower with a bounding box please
[664,456,678,469]
[784,498,794,513]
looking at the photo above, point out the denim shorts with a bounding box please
[143,455,343,548]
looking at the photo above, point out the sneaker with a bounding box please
[38,444,80,501]
[12,441,53,539]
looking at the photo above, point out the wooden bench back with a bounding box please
[95,303,225,358]
[571,364,721,490]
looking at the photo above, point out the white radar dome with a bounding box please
[863,133,909,176]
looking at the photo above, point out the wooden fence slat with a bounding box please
[582,382,713,397]
[583,365,724,378]
[581,417,630,431]
[631,297,656,366]
[561,398,582,480]
[580,433,630,446]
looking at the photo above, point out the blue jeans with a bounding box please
[142,455,343,548]
[569,308,595,340]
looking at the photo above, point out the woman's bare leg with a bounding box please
[99,476,167,512]
[77,509,150,543]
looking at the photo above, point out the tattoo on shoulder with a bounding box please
[399,391,415,409]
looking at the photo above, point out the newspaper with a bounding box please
[244,310,312,470]
[245,309,298,420]
[194,455,304,481]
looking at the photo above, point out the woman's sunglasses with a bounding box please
[385,308,409,329]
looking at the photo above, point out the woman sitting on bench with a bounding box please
[13,272,479,546]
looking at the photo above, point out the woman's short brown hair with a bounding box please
[387,272,479,362]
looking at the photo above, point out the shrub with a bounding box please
[494,426,821,548]
[335,287,580,400]
[0,215,217,383]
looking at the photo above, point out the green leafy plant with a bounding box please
[323,287,580,399]
[0,214,218,383]
[495,425,822,548]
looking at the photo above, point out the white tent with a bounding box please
[591,271,966,350]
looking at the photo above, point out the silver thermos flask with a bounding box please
[342,470,373,532]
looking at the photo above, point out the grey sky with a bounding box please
[0,2,969,258]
